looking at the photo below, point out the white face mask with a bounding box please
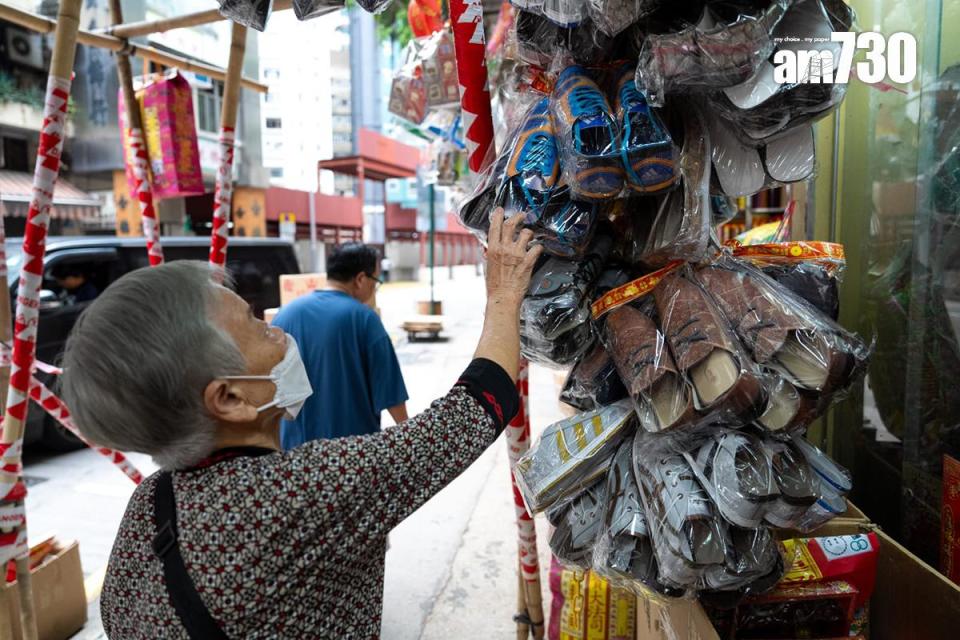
[225,334,313,420]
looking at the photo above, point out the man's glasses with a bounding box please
[366,272,384,289]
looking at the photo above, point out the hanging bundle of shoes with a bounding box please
[471,0,873,610]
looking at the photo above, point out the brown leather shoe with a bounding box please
[604,303,695,432]
[653,271,763,418]
[695,263,855,394]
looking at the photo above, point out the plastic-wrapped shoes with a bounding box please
[613,64,678,194]
[686,430,779,529]
[535,186,602,258]
[458,97,560,234]
[514,399,636,513]
[761,437,819,529]
[550,480,607,568]
[520,233,612,366]
[560,342,628,411]
[603,302,695,432]
[634,434,728,589]
[551,66,625,200]
[654,272,764,419]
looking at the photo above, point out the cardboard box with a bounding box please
[279,273,326,307]
[1,541,87,640]
[636,508,960,640]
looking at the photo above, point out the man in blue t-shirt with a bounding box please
[274,243,409,448]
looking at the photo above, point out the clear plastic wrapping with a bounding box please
[707,100,816,198]
[632,430,730,590]
[560,342,629,411]
[388,49,427,125]
[651,269,765,422]
[591,439,679,596]
[636,102,713,267]
[712,0,855,142]
[550,65,625,201]
[791,435,853,532]
[293,0,344,20]
[587,0,659,38]
[549,479,608,569]
[458,96,559,232]
[514,399,636,513]
[520,232,612,366]
[613,64,679,195]
[635,0,791,106]
[693,255,869,410]
[218,0,273,31]
[685,429,779,530]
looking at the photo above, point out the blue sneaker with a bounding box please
[457,97,559,232]
[537,185,601,258]
[551,65,624,200]
[614,65,678,194]
[502,96,560,217]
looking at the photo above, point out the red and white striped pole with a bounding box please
[448,2,542,635]
[0,2,83,637]
[505,359,545,638]
[111,0,163,266]
[209,22,247,269]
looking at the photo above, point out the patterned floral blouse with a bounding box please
[99,359,517,639]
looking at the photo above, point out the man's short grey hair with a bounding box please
[60,261,246,470]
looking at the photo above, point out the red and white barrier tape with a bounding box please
[27,377,143,485]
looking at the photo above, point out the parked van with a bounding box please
[5,236,300,450]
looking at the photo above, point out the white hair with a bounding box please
[60,261,246,469]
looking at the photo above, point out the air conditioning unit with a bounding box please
[6,28,44,70]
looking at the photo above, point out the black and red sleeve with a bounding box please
[455,358,519,435]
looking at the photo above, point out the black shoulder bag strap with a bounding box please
[152,471,230,640]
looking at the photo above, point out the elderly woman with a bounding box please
[61,212,540,639]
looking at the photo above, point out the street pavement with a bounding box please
[24,264,568,639]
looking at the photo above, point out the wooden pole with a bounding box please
[516,569,530,640]
[0,2,83,638]
[0,4,268,94]
[209,22,247,268]
[109,0,164,266]
[102,0,294,39]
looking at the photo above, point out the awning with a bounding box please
[0,170,102,220]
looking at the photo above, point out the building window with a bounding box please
[266,118,282,129]
[264,92,277,103]
[195,85,221,133]
[270,167,284,178]
[264,68,281,79]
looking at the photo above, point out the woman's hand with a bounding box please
[474,209,542,381]
[485,209,542,304]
